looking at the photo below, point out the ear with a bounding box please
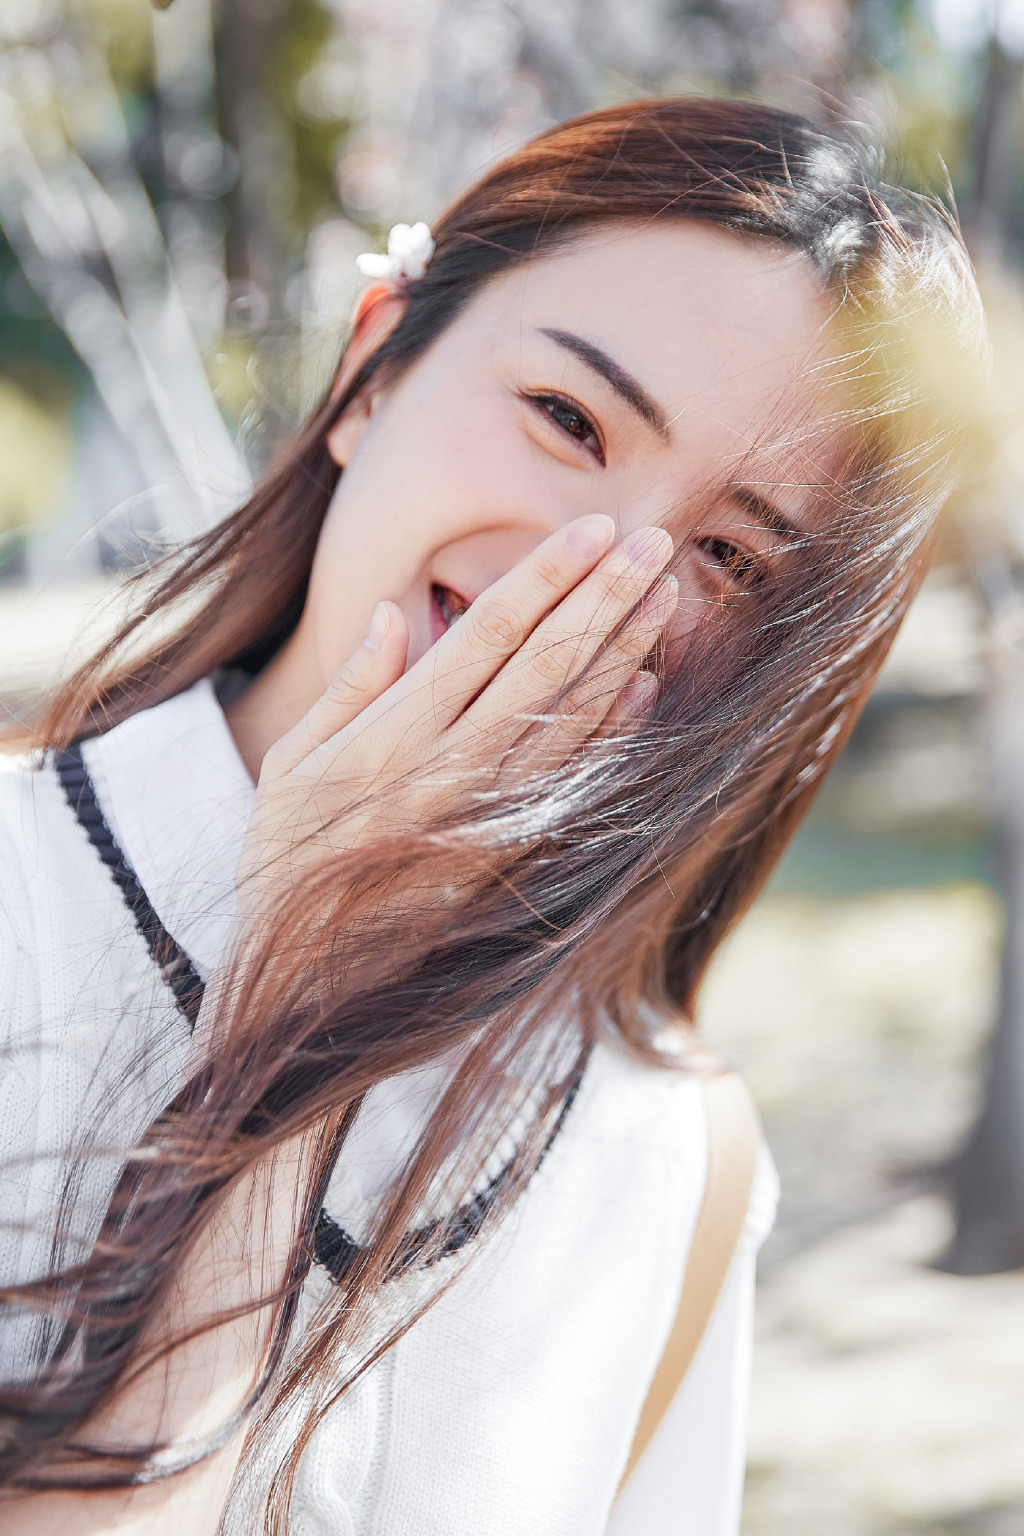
[325,282,409,468]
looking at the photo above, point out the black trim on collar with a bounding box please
[55,743,205,1030]
[54,742,586,1284]
[314,1061,587,1283]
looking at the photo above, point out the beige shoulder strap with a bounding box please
[618,1069,762,1492]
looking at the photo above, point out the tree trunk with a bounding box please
[945,563,1024,1272]
[945,32,1024,1271]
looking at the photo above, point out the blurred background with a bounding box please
[0,0,1022,1530]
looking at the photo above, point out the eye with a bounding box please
[528,393,604,462]
[696,537,765,592]
[432,583,470,630]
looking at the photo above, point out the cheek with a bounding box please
[302,386,553,678]
[318,396,485,583]
[342,380,530,546]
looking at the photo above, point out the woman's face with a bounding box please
[278,221,840,716]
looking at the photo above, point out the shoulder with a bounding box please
[0,745,83,861]
[570,1037,709,1166]
[574,1036,777,1254]
[0,751,60,916]
[0,746,125,949]
[528,1039,712,1278]
[573,1029,743,1156]
[0,746,45,819]
[746,1140,780,1252]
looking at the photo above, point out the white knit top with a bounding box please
[0,679,777,1533]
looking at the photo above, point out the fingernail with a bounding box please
[565,514,616,560]
[646,573,678,621]
[362,602,390,652]
[624,525,673,570]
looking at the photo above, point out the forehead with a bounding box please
[482,220,841,480]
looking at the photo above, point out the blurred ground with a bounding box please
[702,887,1024,1536]
[697,568,1024,1535]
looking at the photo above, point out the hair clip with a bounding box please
[356,222,436,283]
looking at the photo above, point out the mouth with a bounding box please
[431,582,471,638]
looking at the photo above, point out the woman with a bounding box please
[0,98,984,1533]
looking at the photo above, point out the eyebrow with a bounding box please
[537,328,808,540]
[539,328,669,439]
[729,485,807,544]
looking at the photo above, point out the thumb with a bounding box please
[265,601,409,778]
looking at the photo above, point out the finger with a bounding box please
[457,527,674,743]
[502,577,675,774]
[599,669,660,736]
[262,601,409,778]
[391,513,620,737]
[546,577,674,740]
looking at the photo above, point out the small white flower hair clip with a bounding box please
[356,222,436,283]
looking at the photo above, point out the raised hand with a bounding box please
[236,513,675,916]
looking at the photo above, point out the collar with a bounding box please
[79,678,451,1209]
[82,678,255,981]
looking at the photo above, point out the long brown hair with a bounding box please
[0,97,985,1519]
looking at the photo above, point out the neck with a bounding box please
[224,632,322,782]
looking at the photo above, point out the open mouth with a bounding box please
[431,582,471,634]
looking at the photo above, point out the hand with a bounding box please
[235,513,675,929]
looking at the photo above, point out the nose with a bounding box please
[431,521,565,603]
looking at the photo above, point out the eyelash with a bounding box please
[526,391,767,593]
[528,392,605,463]
[697,537,766,592]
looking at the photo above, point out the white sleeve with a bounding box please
[605,1144,778,1536]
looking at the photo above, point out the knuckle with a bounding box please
[604,615,644,655]
[603,564,646,608]
[527,552,568,601]
[470,599,525,653]
[604,642,643,683]
[529,640,570,689]
[326,658,369,703]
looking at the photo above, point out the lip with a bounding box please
[430,581,474,643]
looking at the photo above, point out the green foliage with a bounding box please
[266,0,350,242]
[65,0,155,97]
[0,378,72,534]
[868,9,979,199]
[0,234,84,412]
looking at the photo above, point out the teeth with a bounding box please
[433,583,469,629]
